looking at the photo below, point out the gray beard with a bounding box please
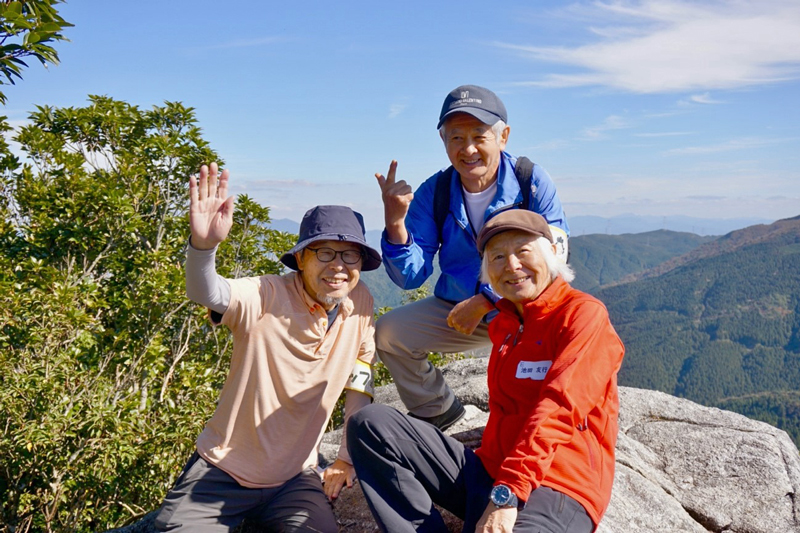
[318,294,346,308]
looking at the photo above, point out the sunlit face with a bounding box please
[485,230,554,315]
[295,240,363,311]
[442,113,509,193]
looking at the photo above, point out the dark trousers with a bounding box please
[154,452,337,533]
[347,404,594,533]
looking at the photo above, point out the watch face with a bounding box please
[491,485,512,506]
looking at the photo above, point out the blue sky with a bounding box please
[6,0,800,231]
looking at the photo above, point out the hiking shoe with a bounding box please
[408,397,466,432]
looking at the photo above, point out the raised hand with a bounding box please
[189,162,235,250]
[375,160,412,245]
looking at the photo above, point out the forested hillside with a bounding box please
[568,230,714,293]
[596,216,800,443]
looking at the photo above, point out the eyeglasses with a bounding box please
[305,247,364,265]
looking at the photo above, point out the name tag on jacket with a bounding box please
[516,360,552,380]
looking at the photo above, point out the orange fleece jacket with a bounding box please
[475,277,625,528]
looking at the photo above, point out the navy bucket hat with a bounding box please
[279,205,382,272]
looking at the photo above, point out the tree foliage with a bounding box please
[0,96,295,532]
[0,0,72,104]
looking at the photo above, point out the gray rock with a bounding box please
[602,387,800,533]
[108,359,800,532]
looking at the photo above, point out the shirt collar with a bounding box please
[291,272,355,318]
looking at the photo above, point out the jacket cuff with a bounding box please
[380,228,413,250]
[494,473,534,503]
[479,284,501,305]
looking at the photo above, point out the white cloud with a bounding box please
[388,102,407,119]
[677,92,725,106]
[688,92,724,104]
[634,131,692,137]
[666,136,796,155]
[499,0,800,94]
[234,179,321,190]
[580,114,631,139]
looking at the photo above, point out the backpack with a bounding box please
[433,156,535,243]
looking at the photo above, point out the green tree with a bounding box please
[0,96,294,532]
[0,0,72,104]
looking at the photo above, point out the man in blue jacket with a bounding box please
[374,85,570,430]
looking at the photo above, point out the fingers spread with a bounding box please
[221,195,235,218]
[197,164,209,201]
[218,168,230,200]
[208,162,219,196]
[189,174,199,205]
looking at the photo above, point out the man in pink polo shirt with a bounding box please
[154,163,381,532]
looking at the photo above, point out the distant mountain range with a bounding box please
[567,214,772,237]
[269,213,800,444]
[596,215,800,444]
[269,214,773,239]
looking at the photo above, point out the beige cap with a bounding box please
[477,210,553,254]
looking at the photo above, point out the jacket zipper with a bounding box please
[495,323,525,411]
[513,324,523,346]
[577,416,596,471]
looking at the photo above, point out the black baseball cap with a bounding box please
[437,85,508,129]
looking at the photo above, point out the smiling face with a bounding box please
[295,239,363,310]
[442,113,510,193]
[484,230,554,315]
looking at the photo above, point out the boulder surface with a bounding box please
[107,358,800,532]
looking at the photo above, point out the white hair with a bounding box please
[481,235,575,286]
[439,119,507,146]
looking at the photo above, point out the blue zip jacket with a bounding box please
[381,152,570,305]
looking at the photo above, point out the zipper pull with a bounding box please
[513,324,524,346]
[498,333,512,355]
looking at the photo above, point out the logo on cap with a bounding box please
[461,90,469,99]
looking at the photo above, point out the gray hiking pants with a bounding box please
[375,296,492,417]
[154,452,337,533]
[347,404,594,533]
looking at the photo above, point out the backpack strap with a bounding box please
[433,165,455,245]
[433,157,535,244]
[513,156,534,210]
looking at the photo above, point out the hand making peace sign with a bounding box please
[375,160,413,245]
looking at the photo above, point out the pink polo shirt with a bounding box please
[196,272,376,488]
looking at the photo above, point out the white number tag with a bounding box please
[345,360,375,397]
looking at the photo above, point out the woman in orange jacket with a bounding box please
[348,210,625,533]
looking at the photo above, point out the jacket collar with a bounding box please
[449,152,522,229]
[495,276,569,320]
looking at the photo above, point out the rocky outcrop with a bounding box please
[108,358,800,532]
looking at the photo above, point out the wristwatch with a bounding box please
[490,484,519,509]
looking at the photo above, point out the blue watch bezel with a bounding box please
[490,484,518,508]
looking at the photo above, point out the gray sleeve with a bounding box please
[185,239,231,314]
